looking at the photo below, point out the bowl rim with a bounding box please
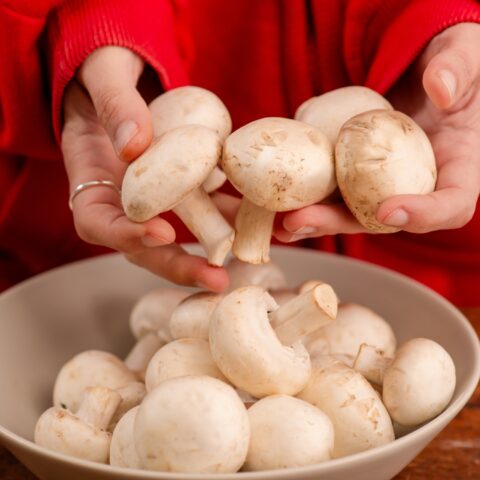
[0,246,479,478]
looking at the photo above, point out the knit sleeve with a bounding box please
[343,0,480,93]
[46,0,189,142]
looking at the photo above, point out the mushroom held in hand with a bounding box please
[353,338,456,426]
[244,395,334,470]
[110,406,143,469]
[298,356,394,457]
[304,302,397,359]
[122,125,234,265]
[144,338,227,391]
[35,387,121,463]
[335,109,437,232]
[295,86,393,144]
[134,376,250,473]
[222,117,335,263]
[209,284,337,397]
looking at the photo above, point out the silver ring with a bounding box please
[69,180,121,210]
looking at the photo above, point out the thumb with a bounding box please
[423,33,479,110]
[78,46,153,162]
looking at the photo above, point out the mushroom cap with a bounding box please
[335,109,437,232]
[108,382,146,432]
[122,125,222,222]
[129,287,190,340]
[110,406,143,469]
[34,407,112,463]
[209,286,311,397]
[244,395,334,470]
[383,338,456,426]
[144,338,228,391]
[226,257,288,292]
[169,291,223,340]
[222,117,335,211]
[53,350,137,412]
[298,357,394,457]
[149,86,232,141]
[134,375,250,473]
[295,86,393,144]
[305,302,397,358]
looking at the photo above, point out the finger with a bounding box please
[423,28,480,109]
[273,203,367,242]
[211,192,241,226]
[377,152,480,233]
[78,46,153,161]
[125,244,229,292]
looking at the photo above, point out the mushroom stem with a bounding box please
[353,344,393,385]
[124,332,164,380]
[173,187,234,266]
[233,197,276,264]
[271,283,338,345]
[203,167,227,193]
[75,387,121,431]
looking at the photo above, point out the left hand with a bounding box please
[275,22,480,242]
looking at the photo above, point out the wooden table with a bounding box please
[1,309,479,480]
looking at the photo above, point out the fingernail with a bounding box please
[194,280,208,290]
[291,226,317,235]
[141,235,170,247]
[438,70,456,103]
[114,120,138,155]
[383,209,409,227]
[286,234,304,243]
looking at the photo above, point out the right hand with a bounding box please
[61,46,228,291]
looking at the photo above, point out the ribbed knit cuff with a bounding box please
[47,0,189,143]
[365,0,480,93]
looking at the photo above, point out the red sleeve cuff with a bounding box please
[47,0,189,142]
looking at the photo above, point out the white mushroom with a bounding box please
[149,85,230,196]
[169,292,222,340]
[335,109,437,232]
[244,395,334,470]
[134,376,250,473]
[353,338,456,426]
[129,287,190,341]
[122,125,234,265]
[53,350,137,413]
[124,333,164,381]
[108,382,146,432]
[298,356,394,457]
[109,406,143,469]
[222,117,335,263]
[144,338,227,391]
[35,386,121,463]
[304,302,396,358]
[209,284,337,397]
[295,86,392,144]
[226,257,288,292]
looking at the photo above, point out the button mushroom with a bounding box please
[144,337,227,391]
[108,382,146,432]
[353,338,456,426]
[304,302,397,359]
[169,291,223,340]
[122,125,234,266]
[35,386,121,463]
[209,284,337,397]
[295,86,393,144]
[109,406,143,469]
[222,117,335,263]
[298,356,394,457]
[134,375,250,473]
[335,109,437,232]
[244,394,334,470]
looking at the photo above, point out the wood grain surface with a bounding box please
[1,309,479,480]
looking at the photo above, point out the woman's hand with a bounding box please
[275,22,480,242]
[61,46,228,291]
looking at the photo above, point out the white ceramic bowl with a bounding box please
[0,245,478,480]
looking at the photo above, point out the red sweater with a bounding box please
[1,0,479,304]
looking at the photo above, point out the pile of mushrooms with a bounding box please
[34,257,456,473]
